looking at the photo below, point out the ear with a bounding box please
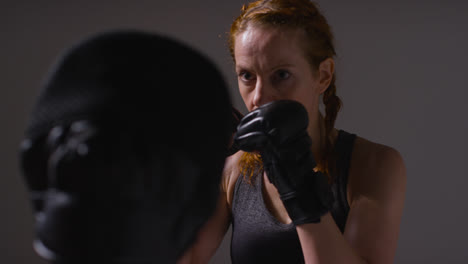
[317,58,334,94]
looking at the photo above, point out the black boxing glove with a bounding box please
[227,106,244,156]
[233,100,333,225]
[20,119,222,263]
[20,121,107,262]
[20,137,49,218]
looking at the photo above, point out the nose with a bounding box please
[252,79,275,108]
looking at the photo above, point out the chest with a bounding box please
[230,172,304,264]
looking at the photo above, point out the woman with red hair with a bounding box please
[179,1,406,263]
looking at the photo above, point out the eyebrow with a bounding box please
[235,63,296,72]
[270,63,295,70]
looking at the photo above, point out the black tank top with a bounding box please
[230,130,356,263]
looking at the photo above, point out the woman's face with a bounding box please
[234,25,325,119]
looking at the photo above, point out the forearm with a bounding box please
[296,213,368,264]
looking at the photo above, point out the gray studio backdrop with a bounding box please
[1,1,467,263]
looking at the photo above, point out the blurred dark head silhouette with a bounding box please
[19,30,232,264]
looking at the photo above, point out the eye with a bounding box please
[275,69,291,80]
[238,70,255,82]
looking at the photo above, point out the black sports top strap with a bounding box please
[329,129,356,232]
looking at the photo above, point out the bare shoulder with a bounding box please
[342,136,407,263]
[347,136,407,204]
[222,151,244,208]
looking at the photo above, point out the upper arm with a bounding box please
[177,193,231,264]
[177,153,242,264]
[344,143,407,264]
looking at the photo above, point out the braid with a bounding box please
[321,74,342,181]
[238,152,263,184]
